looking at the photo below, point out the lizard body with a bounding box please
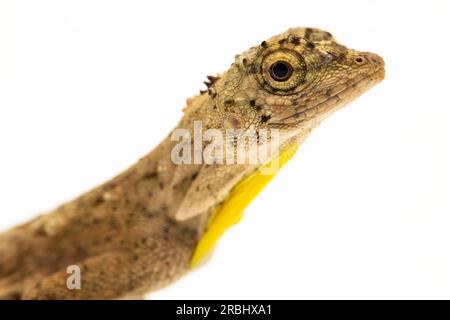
[0,27,384,299]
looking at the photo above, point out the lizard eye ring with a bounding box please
[260,50,307,93]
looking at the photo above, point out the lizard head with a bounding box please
[204,27,385,143]
[175,28,384,222]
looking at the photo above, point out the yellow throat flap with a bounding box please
[189,142,299,267]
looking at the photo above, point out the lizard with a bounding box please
[0,27,385,299]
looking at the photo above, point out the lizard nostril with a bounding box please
[354,56,365,64]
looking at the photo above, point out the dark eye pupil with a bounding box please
[270,61,292,81]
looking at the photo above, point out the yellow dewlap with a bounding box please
[189,143,299,268]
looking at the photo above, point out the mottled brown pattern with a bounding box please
[0,28,384,299]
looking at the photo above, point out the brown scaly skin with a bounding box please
[0,27,384,299]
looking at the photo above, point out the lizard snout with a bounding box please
[354,51,385,78]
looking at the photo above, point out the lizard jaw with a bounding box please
[311,63,386,121]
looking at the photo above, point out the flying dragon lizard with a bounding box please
[0,27,385,299]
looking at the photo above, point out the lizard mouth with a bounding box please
[317,66,386,114]
[269,64,385,126]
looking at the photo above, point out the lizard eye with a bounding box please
[260,50,307,93]
[269,61,293,82]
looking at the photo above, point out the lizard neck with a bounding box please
[189,137,302,267]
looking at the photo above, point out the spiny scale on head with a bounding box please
[199,75,220,95]
[203,75,220,89]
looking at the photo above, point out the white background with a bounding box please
[0,0,449,299]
